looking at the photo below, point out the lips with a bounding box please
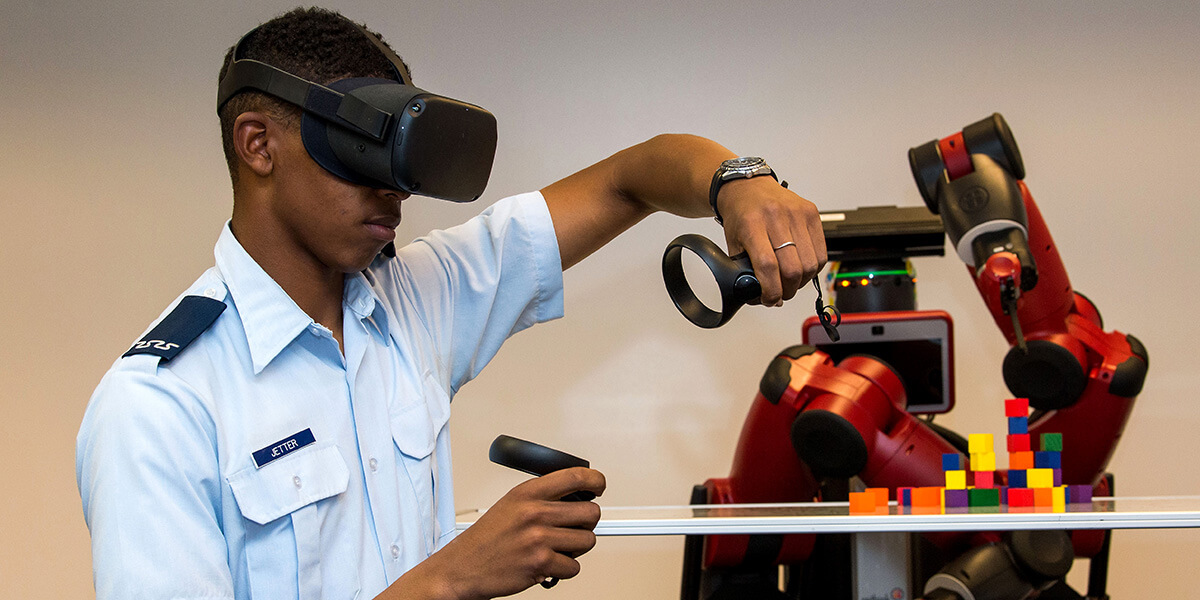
[364,214,401,242]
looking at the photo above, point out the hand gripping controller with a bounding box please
[488,435,596,589]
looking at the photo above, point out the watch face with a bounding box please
[721,156,769,179]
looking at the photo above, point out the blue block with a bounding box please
[1008,416,1029,434]
[943,453,964,471]
[1035,451,1062,469]
[1008,469,1027,488]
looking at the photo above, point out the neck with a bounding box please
[230,202,346,347]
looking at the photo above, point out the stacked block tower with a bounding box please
[882,398,1096,515]
[1001,398,1092,510]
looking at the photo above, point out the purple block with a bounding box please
[945,489,969,508]
[999,486,1009,505]
[1054,469,1062,487]
[1068,484,1093,504]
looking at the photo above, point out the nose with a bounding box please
[376,187,410,202]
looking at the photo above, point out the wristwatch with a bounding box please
[709,156,778,225]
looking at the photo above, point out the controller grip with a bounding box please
[489,435,596,501]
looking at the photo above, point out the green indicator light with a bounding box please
[834,270,911,279]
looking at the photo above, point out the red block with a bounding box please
[972,470,995,489]
[1005,398,1030,417]
[1007,434,1031,452]
[1008,487,1035,507]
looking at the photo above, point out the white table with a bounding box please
[457,496,1200,599]
[456,495,1200,536]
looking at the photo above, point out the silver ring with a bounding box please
[773,241,796,251]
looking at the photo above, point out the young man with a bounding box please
[76,7,825,600]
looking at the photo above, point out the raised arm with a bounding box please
[540,133,826,305]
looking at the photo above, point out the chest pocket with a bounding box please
[389,372,451,555]
[228,443,351,600]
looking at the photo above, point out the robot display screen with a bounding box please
[803,311,953,414]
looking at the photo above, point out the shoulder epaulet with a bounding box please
[122,295,226,362]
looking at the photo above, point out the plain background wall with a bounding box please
[3,0,1198,597]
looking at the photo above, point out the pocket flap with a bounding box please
[228,444,349,525]
[390,400,440,460]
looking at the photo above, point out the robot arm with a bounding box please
[909,113,1149,486]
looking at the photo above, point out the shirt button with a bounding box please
[203,288,217,298]
[369,458,378,472]
[390,544,400,559]
[293,476,302,488]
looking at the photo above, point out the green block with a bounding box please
[1040,433,1063,452]
[968,488,1001,507]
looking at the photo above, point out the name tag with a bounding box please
[252,429,316,468]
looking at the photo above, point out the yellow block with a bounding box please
[970,452,996,472]
[968,433,994,454]
[945,470,967,490]
[1028,468,1054,488]
[1052,486,1067,513]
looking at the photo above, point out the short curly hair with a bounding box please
[217,7,409,184]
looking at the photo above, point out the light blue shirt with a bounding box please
[77,192,564,600]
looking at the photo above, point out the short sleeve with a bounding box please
[372,192,565,394]
[76,362,234,600]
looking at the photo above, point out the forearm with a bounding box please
[541,134,736,268]
[604,133,736,218]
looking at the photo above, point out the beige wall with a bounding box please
[3,0,1198,597]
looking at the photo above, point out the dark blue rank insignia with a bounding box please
[253,429,316,468]
[122,295,226,362]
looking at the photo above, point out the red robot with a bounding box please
[674,114,1148,600]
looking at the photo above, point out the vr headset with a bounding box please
[216,22,497,203]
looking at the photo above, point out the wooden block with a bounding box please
[945,470,967,490]
[1067,484,1093,504]
[1008,416,1029,434]
[913,487,943,509]
[849,491,876,514]
[968,433,994,454]
[945,489,969,508]
[969,488,1001,507]
[1035,451,1061,469]
[1008,487,1035,507]
[1007,433,1031,452]
[1010,451,1034,470]
[942,453,965,471]
[970,452,996,472]
[1040,433,1063,452]
[1028,468,1054,488]
[1034,487,1054,507]
[1052,486,1067,513]
[1008,469,1027,488]
[973,470,995,489]
[1005,398,1030,417]
[867,487,889,509]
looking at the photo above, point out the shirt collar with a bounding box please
[214,222,319,374]
[214,222,391,373]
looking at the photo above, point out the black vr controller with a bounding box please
[489,435,595,589]
[217,21,497,202]
[662,235,841,340]
[662,205,945,336]
[489,435,595,502]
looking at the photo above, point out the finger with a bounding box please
[519,467,606,502]
[786,209,822,289]
[738,222,782,306]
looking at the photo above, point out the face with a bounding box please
[267,125,410,274]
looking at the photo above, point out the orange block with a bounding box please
[1010,451,1034,470]
[849,491,876,514]
[1034,487,1054,508]
[867,487,889,507]
[850,488,889,514]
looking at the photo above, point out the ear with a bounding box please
[232,112,275,178]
